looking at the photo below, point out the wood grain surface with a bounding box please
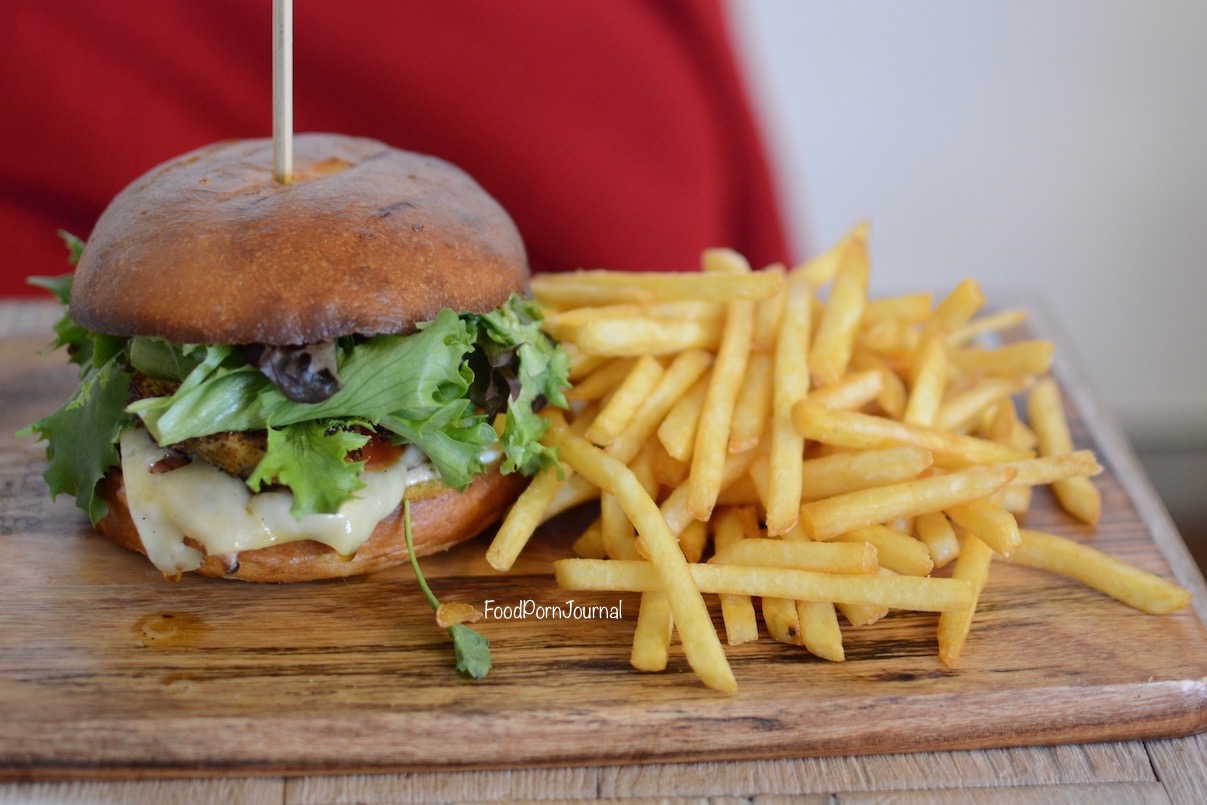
[2,317,1206,783]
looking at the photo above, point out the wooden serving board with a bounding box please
[1,328,1206,782]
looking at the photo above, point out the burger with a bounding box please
[21,133,570,583]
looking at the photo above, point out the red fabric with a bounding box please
[0,1,790,297]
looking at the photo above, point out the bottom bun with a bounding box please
[96,468,527,583]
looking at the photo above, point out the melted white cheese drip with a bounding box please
[120,428,440,576]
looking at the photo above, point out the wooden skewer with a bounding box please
[273,0,293,184]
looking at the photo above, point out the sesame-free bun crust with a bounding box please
[70,134,529,345]
[96,468,527,583]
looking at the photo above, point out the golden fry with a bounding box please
[574,316,722,357]
[608,349,713,463]
[554,559,973,612]
[657,374,710,462]
[1007,530,1191,614]
[934,375,1034,434]
[903,334,948,427]
[938,534,993,668]
[807,369,884,411]
[798,600,845,661]
[918,278,986,348]
[711,538,879,575]
[861,291,932,326]
[793,401,1031,467]
[728,352,774,453]
[533,268,783,302]
[950,340,1054,377]
[688,298,755,520]
[487,463,570,571]
[713,508,759,645]
[566,358,636,401]
[914,511,961,568]
[835,525,933,577]
[571,517,606,559]
[766,273,813,535]
[1028,379,1102,524]
[762,596,804,645]
[945,498,1021,557]
[800,445,934,502]
[544,415,736,691]
[946,308,1029,347]
[631,591,674,672]
[800,465,1018,540]
[810,237,870,386]
[586,355,665,445]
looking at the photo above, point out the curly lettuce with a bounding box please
[20,236,570,522]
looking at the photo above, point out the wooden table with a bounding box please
[1,299,1205,805]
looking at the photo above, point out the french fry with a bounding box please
[1007,530,1191,614]
[798,600,845,661]
[918,278,986,348]
[810,237,869,386]
[762,596,804,645]
[835,525,933,577]
[950,340,1055,377]
[850,346,907,420]
[711,539,879,575]
[799,445,934,502]
[752,264,787,351]
[934,375,1034,434]
[792,221,868,289]
[903,333,948,427]
[630,591,674,672]
[914,511,961,568]
[800,465,1018,540]
[946,308,1029,348]
[600,492,641,561]
[533,269,783,303]
[807,369,884,411]
[661,451,758,538]
[543,415,736,692]
[657,374,710,462]
[689,298,755,520]
[607,349,713,463]
[586,355,665,445]
[728,352,774,453]
[566,357,637,401]
[571,517,606,559]
[1028,379,1101,524]
[938,534,993,668]
[539,473,600,524]
[861,291,932,326]
[945,498,1021,557]
[766,273,813,535]
[487,462,570,571]
[713,508,759,645]
[702,247,753,275]
[574,316,722,356]
[554,559,973,613]
[679,519,708,563]
[793,401,1031,467]
[993,451,1103,487]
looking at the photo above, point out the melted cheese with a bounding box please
[120,428,442,577]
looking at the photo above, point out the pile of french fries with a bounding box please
[486,224,1191,693]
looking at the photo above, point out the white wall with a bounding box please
[729,1,1207,448]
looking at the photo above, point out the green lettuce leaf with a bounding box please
[17,354,134,524]
[247,421,371,519]
[464,295,570,476]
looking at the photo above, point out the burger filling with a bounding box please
[21,235,571,576]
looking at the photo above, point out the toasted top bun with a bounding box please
[70,133,529,345]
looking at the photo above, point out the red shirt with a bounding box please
[1,0,790,296]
